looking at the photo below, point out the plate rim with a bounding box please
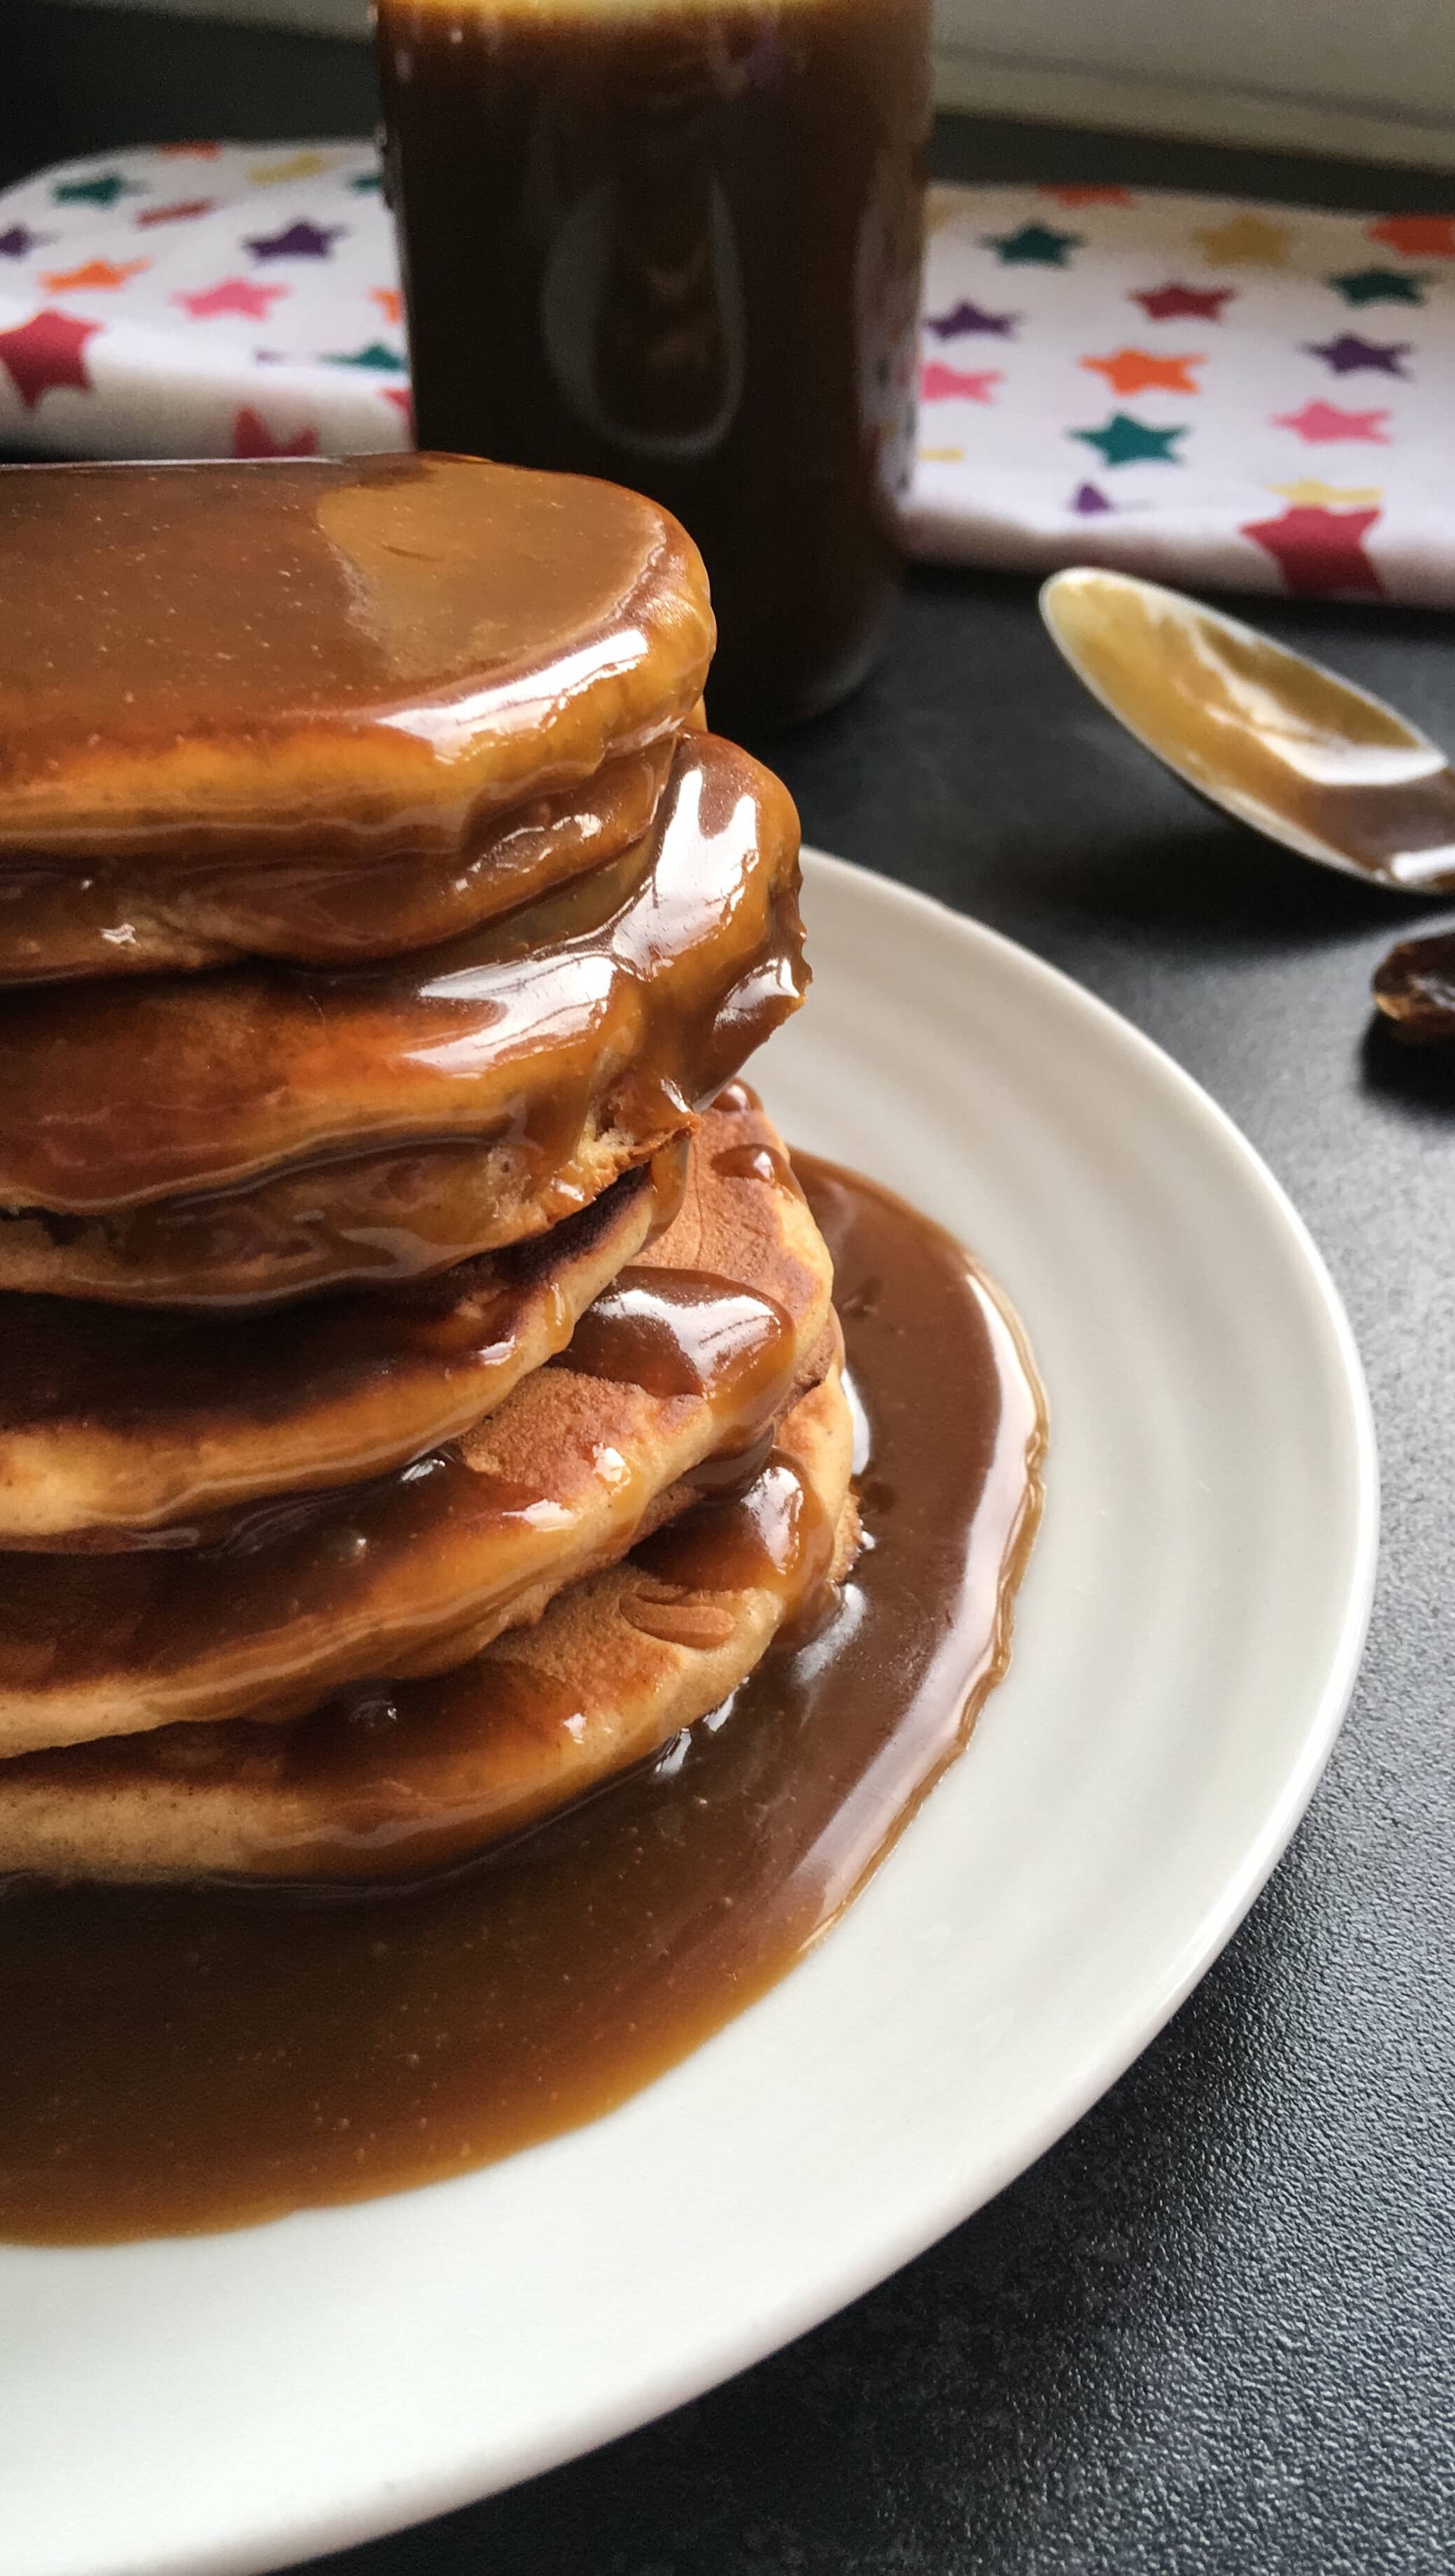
[0,850,1380,2576]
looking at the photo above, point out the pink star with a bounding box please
[1242,503,1382,596]
[921,362,1001,403]
[175,277,288,321]
[0,308,101,409]
[1272,399,1391,444]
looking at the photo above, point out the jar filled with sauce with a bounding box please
[375,0,932,727]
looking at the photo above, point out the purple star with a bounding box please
[925,299,1020,340]
[1071,482,1114,515]
[0,225,50,258]
[1305,332,1410,376]
[245,220,345,262]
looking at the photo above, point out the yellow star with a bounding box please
[1194,213,1293,268]
[249,150,332,186]
[1268,478,1383,506]
[918,445,964,463]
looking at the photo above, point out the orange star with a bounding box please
[1040,184,1134,207]
[40,257,148,292]
[1368,213,1455,259]
[1079,346,1205,396]
[369,285,402,324]
[157,141,221,159]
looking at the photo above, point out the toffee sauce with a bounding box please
[0,1157,1044,2243]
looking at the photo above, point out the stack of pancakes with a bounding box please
[0,455,855,1886]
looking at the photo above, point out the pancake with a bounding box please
[0,1151,678,1547]
[0,738,805,1306]
[0,1101,834,1754]
[0,739,675,984]
[0,1368,855,1887]
[0,455,713,872]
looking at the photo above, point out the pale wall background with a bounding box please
[48,0,1455,171]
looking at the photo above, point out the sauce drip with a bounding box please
[0,1157,1044,2243]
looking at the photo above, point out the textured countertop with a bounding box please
[8,14,1455,2569]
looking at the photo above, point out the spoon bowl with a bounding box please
[1040,566,1455,894]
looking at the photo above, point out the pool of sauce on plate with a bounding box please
[0,1156,1045,2243]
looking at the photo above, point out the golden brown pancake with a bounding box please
[0,738,804,1305]
[0,455,713,871]
[0,739,675,982]
[0,1368,854,1887]
[0,1152,678,1547]
[0,1102,833,1754]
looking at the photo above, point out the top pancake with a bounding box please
[0,455,713,870]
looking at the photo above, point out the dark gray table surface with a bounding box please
[8,15,1455,2571]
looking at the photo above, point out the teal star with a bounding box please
[52,171,143,208]
[349,171,383,193]
[982,222,1082,267]
[327,341,405,371]
[1327,266,1428,306]
[1070,412,1187,467]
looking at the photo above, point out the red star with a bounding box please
[1131,282,1235,322]
[1367,213,1455,259]
[136,197,214,228]
[1241,503,1382,596]
[1272,399,1390,444]
[177,277,287,321]
[1039,184,1135,207]
[0,308,101,409]
[157,141,221,159]
[380,385,414,426]
[231,406,319,458]
[921,361,1001,403]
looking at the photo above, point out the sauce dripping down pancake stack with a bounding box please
[0,452,856,1885]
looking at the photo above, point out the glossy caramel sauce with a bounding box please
[0,736,801,1217]
[0,1157,1044,2242]
[1045,570,1455,888]
[0,738,676,981]
[0,457,713,864]
[1372,929,1455,1040]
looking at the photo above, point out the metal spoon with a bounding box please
[1040,566,1455,894]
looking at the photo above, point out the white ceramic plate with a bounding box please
[0,853,1377,2576]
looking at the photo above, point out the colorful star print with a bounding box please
[326,341,404,369]
[245,220,344,260]
[921,362,1001,403]
[1268,480,1382,507]
[232,405,319,457]
[1080,347,1204,396]
[982,222,1082,267]
[41,257,148,292]
[1194,214,1291,267]
[1070,413,1187,467]
[1272,400,1390,444]
[1132,282,1234,322]
[1367,214,1455,259]
[175,277,289,320]
[1071,482,1114,514]
[1305,333,1410,375]
[1241,503,1382,596]
[136,199,214,228]
[52,171,143,209]
[0,308,101,409]
[0,225,52,259]
[924,299,1019,339]
[1327,267,1427,306]
[249,152,333,186]
[1040,185,1134,208]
